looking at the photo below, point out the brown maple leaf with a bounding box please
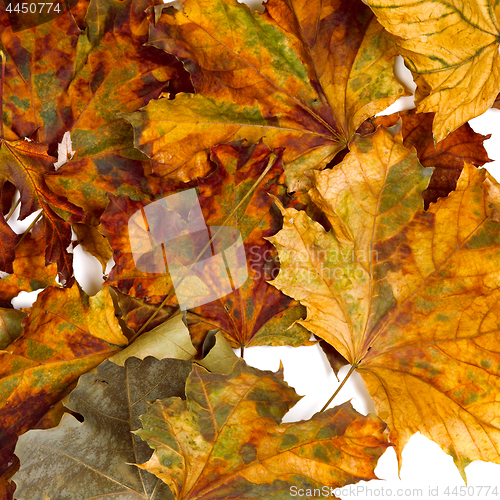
[125,0,405,190]
[0,0,190,222]
[101,141,312,350]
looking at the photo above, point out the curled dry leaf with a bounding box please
[109,311,196,367]
[0,284,127,483]
[72,223,113,273]
[112,287,176,334]
[136,359,390,499]
[268,125,500,479]
[363,0,500,142]
[109,307,239,374]
[0,139,84,282]
[0,181,15,217]
[360,110,491,208]
[13,356,193,500]
[126,0,405,190]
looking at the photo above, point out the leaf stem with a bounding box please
[1,49,5,139]
[14,211,43,250]
[320,364,357,412]
[5,197,20,221]
[129,152,280,344]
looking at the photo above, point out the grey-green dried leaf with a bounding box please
[109,311,196,367]
[197,331,238,375]
[13,356,192,499]
[0,308,26,349]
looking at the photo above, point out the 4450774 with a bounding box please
[5,2,60,13]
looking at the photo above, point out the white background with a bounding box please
[7,1,500,498]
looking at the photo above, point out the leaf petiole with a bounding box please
[5,197,20,222]
[14,211,43,251]
[320,363,357,412]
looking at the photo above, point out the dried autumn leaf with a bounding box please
[363,0,500,142]
[0,139,84,283]
[0,234,58,308]
[0,0,188,220]
[360,110,491,208]
[126,0,405,190]
[319,340,349,380]
[0,284,127,484]
[0,181,15,219]
[268,124,500,479]
[13,356,192,499]
[110,311,239,377]
[102,141,311,349]
[136,359,389,499]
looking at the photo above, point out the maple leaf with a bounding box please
[109,311,196,367]
[268,124,500,479]
[363,0,500,142]
[0,0,189,221]
[125,0,405,190]
[0,234,58,308]
[109,310,239,376]
[13,356,192,499]
[100,193,182,306]
[0,284,128,485]
[359,110,491,208]
[135,359,389,499]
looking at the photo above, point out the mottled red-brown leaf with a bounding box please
[111,287,176,335]
[1,0,190,222]
[100,193,186,306]
[184,141,311,350]
[361,110,491,207]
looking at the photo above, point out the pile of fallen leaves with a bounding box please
[1,0,500,498]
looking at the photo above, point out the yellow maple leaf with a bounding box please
[268,124,500,480]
